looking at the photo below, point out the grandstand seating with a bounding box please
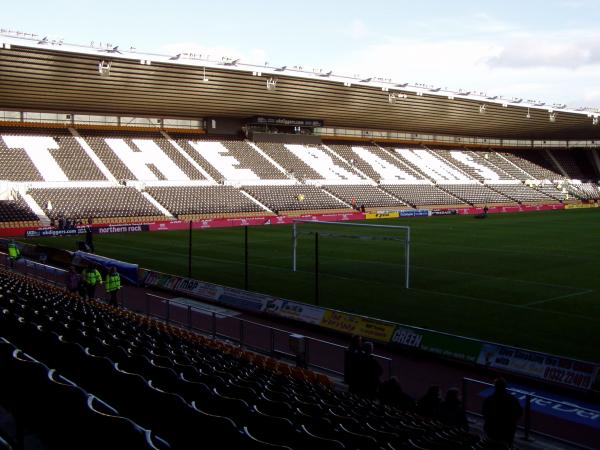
[0,198,39,228]
[533,184,570,201]
[326,144,423,182]
[438,184,511,205]
[486,184,554,203]
[0,126,598,227]
[254,143,363,181]
[0,268,494,450]
[145,186,267,218]
[498,151,563,180]
[29,187,165,222]
[322,185,407,208]
[433,150,511,182]
[381,185,466,207]
[243,185,350,213]
[550,150,587,179]
[566,182,600,200]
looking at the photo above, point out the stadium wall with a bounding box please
[0,203,573,238]
[140,266,600,393]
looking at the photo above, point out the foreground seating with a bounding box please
[0,269,500,449]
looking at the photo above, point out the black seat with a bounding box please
[242,426,293,450]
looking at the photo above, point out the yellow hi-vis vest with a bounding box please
[8,243,20,260]
[84,269,102,286]
[105,273,121,293]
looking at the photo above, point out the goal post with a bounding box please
[291,220,411,289]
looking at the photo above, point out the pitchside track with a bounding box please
[26,209,600,362]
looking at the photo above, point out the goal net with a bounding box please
[291,220,411,298]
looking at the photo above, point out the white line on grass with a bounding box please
[411,288,600,323]
[311,253,587,291]
[182,253,600,323]
[524,289,595,307]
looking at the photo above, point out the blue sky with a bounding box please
[3,0,600,107]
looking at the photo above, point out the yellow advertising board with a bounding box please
[320,310,396,342]
[565,203,598,210]
[366,212,400,220]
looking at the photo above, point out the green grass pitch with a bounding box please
[25,209,600,362]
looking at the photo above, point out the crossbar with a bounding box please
[292,219,411,289]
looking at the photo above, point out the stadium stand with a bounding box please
[486,183,554,203]
[145,186,268,219]
[497,151,563,181]
[549,150,587,180]
[1,126,598,227]
[433,150,512,182]
[242,185,350,214]
[532,184,570,201]
[1,268,505,450]
[254,143,364,182]
[0,197,39,228]
[381,184,467,207]
[438,184,511,205]
[322,185,407,209]
[325,144,424,183]
[566,182,600,200]
[28,187,166,223]
[172,136,290,182]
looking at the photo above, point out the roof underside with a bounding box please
[1,45,599,140]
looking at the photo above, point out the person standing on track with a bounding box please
[7,240,21,269]
[105,266,121,307]
[81,264,103,300]
[482,378,522,446]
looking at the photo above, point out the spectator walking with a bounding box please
[105,266,121,307]
[482,378,522,446]
[379,376,416,411]
[81,265,103,300]
[417,385,442,418]
[66,266,81,295]
[438,388,468,429]
[344,335,363,393]
[85,226,95,253]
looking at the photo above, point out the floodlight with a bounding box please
[593,116,599,126]
[549,112,556,122]
[479,104,486,114]
[526,108,531,119]
[98,60,111,77]
[266,77,278,90]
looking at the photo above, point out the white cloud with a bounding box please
[349,19,368,39]
[488,35,600,69]
[332,34,600,108]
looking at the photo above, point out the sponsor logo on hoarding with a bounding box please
[366,212,400,220]
[477,344,597,390]
[478,385,600,429]
[400,210,429,217]
[320,310,395,342]
[431,209,457,216]
[391,327,423,348]
[97,224,147,234]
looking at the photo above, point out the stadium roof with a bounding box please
[1,33,599,140]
